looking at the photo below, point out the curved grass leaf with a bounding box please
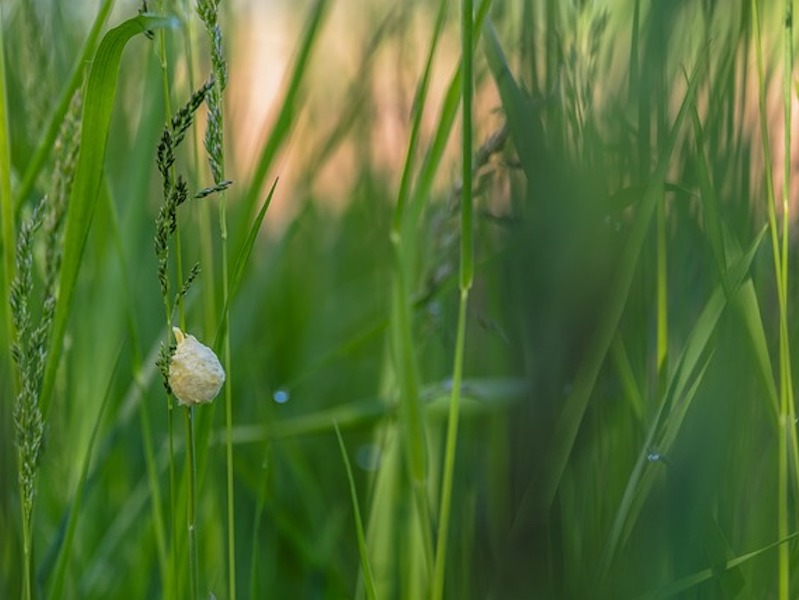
[40,14,177,416]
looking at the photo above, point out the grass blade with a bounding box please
[46,344,123,599]
[0,3,14,377]
[334,423,377,600]
[536,52,706,512]
[13,0,115,214]
[39,14,176,416]
[637,532,799,600]
[213,178,277,351]
[600,225,767,579]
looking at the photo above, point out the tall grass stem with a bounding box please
[432,1,473,597]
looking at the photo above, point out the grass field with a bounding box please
[2,0,799,598]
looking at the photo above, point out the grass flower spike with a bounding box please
[169,327,225,406]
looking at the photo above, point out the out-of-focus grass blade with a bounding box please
[391,0,447,234]
[600,225,767,578]
[223,377,527,444]
[636,532,799,600]
[482,19,541,186]
[46,344,123,599]
[334,423,377,600]
[305,9,402,177]
[0,3,14,369]
[539,53,707,513]
[13,0,116,214]
[40,14,176,415]
[734,280,779,418]
[214,178,277,351]
[691,103,728,294]
[405,0,492,232]
[236,0,329,240]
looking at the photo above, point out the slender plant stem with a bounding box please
[219,204,236,600]
[20,476,32,600]
[155,4,188,594]
[431,289,469,600]
[186,406,199,600]
[752,1,792,596]
[432,1,473,597]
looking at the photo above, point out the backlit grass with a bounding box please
[2,1,799,598]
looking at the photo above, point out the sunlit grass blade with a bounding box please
[391,0,447,234]
[406,0,492,231]
[334,423,377,600]
[40,14,177,416]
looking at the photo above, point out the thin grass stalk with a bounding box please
[751,2,791,596]
[195,1,235,595]
[783,0,799,525]
[431,1,473,597]
[390,0,447,233]
[155,2,182,590]
[185,407,199,600]
[656,190,668,382]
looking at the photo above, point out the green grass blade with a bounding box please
[537,53,706,512]
[637,532,799,600]
[734,280,779,418]
[405,0,491,232]
[46,344,123,599]
[13,0,116,214]
[213,178,277,351]
[691,104,729,294]
[431,0,474,595]
[600,225,767,578]
[0,3,15,378]
[390,0,447,235]
[39,14,176,415]
[482,18,541,186]
[334,423,377,600]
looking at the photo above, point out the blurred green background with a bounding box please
[2,0,799,598]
